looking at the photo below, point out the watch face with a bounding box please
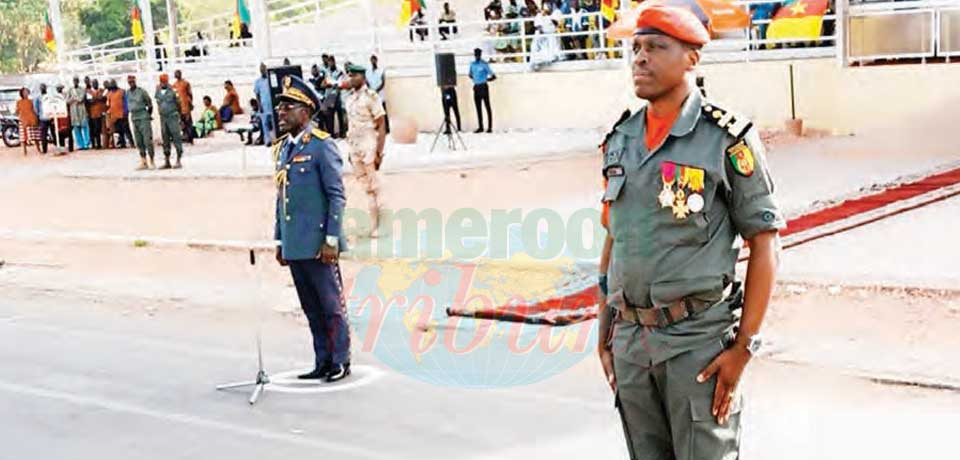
[747,336,763,354]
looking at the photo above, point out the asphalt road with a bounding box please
[1,283,958,460]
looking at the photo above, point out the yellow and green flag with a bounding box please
[766,0,829,41]
[232,0,251,39]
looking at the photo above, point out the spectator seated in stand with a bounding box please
[236,98,263,145]
[439,2,459,40]
[194,95,219,138]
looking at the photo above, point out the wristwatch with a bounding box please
[325,235,339,248]
[598,274,608,296]
[741,334,763,356]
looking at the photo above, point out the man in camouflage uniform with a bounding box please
[155,74,184,169]
[596,6,784,459]
[343,63,387,237]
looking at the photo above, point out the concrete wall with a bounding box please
[186,59,960,136]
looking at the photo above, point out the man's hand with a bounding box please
[275,246,287,266]
[597,294,616,393]
[318,243,339,264]
[697,345,751,425]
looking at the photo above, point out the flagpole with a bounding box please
[140,0,157,73]
[165,0,180,59]
[47,0,66,66]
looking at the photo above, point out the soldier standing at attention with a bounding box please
[155,74,185,169]
[343,63,387,237]
[273,75,351,383]
[596,6,784,459]
[126,75,155,170]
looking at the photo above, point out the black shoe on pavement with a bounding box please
[325,363,351,383]
[298,362,332,380]
[473,128,483,134]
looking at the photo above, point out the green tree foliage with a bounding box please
[0,0,50,73]
[79,0,182,47]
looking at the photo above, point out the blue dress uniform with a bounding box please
[273,75,351,376]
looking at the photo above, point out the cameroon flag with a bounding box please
[131,3,144,45]
[601,0,618,22]
[44,12,56,52]
[398,0,425,28]
[766,0,829,41]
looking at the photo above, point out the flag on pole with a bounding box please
[131,2,145,45]
[601,0,618,22]
[398,0,425,28]
[44,12,56,52]
[233,0,251,39]
[766,0,829,42]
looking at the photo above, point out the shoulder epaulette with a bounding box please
[600,109,632,150]
[311,127,331,140]
[701,101,752,140]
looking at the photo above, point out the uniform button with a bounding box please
[285,165,290,170]
[284,198,289,203]
[286,216,291,221]
[762,211,775,222]
[300,167,306,173]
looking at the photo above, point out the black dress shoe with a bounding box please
[298,363,332,380]
[474,128,483,134]
[325,363,351,383]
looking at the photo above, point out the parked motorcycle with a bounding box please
[1,114,19,148]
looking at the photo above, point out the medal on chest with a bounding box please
[659,162,706,220]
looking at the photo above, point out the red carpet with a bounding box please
[447,165,960,325]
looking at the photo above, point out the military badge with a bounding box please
[292,155,311,163]
[727,140,755,177]
[283,75,293,89]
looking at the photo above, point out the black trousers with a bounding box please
[473,83,492,131]
[441,87,461,132]
[180,112,195,143]
[288,259,351,367]
[89,116,103,149]
[382,101,391,134]
[115,117,134,147]
[39,120,56,153]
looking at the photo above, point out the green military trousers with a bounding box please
[613,323,742,460]
[160,114,183,158]
[131,118,155,159]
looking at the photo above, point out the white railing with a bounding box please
[847,0,959,63]
[58,0,960,85]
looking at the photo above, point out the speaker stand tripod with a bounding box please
[430,117,467,153]
[216,249,273,405]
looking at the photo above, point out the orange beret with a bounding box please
[635,4,710,46]
[159,73,169,83]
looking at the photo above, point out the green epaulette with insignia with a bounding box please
[701,101,752,140]
[600,109,632,151]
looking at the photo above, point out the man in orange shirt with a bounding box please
[219,80,243,123]
[172,70,194,143]
[87,79,107,149]
[105,80,129,149]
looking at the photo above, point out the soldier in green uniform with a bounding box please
[126,75,155,170]
[596,6,784,459]
[154,73,184,169]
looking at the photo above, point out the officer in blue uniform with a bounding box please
[273,75,351,382]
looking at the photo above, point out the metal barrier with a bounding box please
[56,0,960,86]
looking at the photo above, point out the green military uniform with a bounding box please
[127,86,154,160]
[155,85,184,163]
[603,89,785,459]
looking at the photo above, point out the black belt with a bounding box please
[613,282,742,328]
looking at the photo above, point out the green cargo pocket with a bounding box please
[689,395,742,459]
